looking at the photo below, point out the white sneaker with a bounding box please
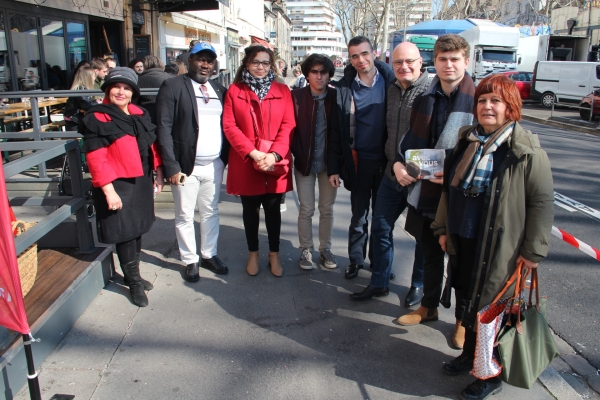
[299,247,313,270]
[320,249,338,269]
[280,202,287,212]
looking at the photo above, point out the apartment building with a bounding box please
[284,0,345,64]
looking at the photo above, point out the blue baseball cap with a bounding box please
[190,42,217,58]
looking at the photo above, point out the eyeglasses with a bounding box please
[392,57,422,67]
[251,60,271,68]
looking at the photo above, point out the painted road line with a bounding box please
[554,192,600,221]
[552,226,600,262]
[554,200,576,212]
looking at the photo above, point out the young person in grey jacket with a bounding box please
[350,42,430,304]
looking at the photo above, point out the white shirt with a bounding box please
[191,79,223,166]
[354,68,380,88]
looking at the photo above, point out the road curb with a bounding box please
[522,113,600,136]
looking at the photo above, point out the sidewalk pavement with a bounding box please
[13,173,590,399]
[518,103,600,136]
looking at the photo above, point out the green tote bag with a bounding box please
[496,268,559,389]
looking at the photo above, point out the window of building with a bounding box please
[10,13,43,91]
[0,12,13,92]
[41,19,68,89]
[67,21,87,78]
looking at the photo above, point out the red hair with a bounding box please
[474,74,522,121]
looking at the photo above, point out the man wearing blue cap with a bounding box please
[156,42,230,282]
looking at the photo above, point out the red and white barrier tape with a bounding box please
[552,226,600,262]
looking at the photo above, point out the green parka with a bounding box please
[431,122,554,329]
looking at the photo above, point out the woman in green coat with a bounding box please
[431,74,554,400]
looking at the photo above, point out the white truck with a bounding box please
[517,35,590,72]
[458,19,520,80]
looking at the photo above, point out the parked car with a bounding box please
[475,70,532,100]
[426,66,436,80]
[531,61,600,108]
[578,89,600,120]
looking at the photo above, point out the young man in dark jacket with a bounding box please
[350,42,430,303]
[394,35,475,351]
[291,54,340,270]
[329,36,396,280]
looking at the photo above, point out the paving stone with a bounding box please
[562,353,598,377]
[589,375,600,394]
[538,367,582,400]
[553,332,576,356]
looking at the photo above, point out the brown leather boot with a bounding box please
[268,251,283,277]
[453,320,466,349]
[247,251,259,276]
[396,306,438,326]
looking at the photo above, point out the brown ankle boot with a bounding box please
[453,320,466,349]
[247,251,259,276]
[268,252,283,277]
[396,306,438,326]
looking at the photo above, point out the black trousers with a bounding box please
[241,193,283,252]
[115,236,142,266]
[420,216,447,309]
[455,236,479,360]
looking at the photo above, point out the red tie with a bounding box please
[200,84,210,104]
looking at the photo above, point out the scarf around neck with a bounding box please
[80,103,156,155]
[242,68,275,101]
[451,120,514,194]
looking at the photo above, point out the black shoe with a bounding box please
[443,353,474,376]
[350,285,390,301]
[184,263,200,282]
[120,260,149,307]
[345,264,363,279]
[390,272,396,280]
[201,256,229,275]
[459,378,502,400]
[404,286,423,307]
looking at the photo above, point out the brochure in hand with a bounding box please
[405,149,446,179]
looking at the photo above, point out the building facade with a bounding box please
[0,0,125,92]
[284,0,344,64]
[265,1,292,70]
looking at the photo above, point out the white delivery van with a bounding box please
[531,61,600,107]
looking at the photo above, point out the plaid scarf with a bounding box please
[242,68,275,101]
[451,121,514,194]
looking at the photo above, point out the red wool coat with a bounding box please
[223,81,295,196]
[86,103,162,188]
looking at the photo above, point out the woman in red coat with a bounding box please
[223,45,295,277]
[81,67,163,307]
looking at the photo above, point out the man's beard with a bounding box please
[189,70,209,84]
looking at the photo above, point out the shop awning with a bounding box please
[250,35,273,50]
[154,0,229,13]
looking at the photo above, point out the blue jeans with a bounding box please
[369,176,425,289]
[348,158,384,265]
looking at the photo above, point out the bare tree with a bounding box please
[328,0,371,43]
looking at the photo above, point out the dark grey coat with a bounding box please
[384,71,430,182]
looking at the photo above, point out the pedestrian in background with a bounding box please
[64,66,96,131]
[432,73,553,400]
[290,53,339,271]
[350,42,429,302]
[164,63,179,76]
[137,55,172,122]
[223,45,295,277]
[290,66,306,89]
[394,35,475,351]
[156,42,230,283]
[81,67,163,307]
[129,58,144,75]
[329,36,396,280]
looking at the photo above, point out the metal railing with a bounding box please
[1,71,231,178]
[5,139,95,254]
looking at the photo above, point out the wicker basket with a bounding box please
[12,220,38,297]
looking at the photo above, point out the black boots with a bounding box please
[123,252,154,291]
[121,260,149,307]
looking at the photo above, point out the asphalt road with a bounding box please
[520,120,600,369]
